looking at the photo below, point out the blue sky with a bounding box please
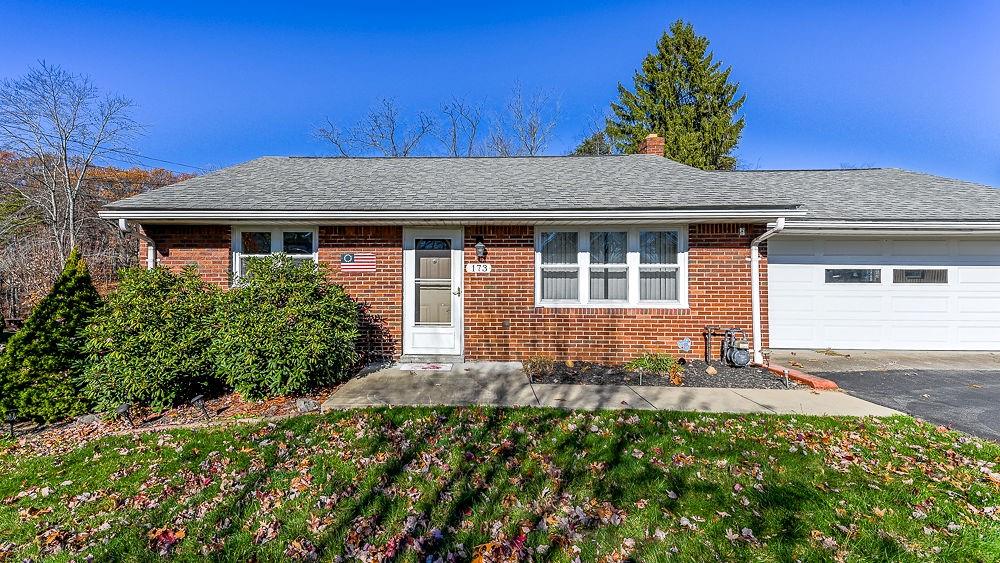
[4,1,999,185]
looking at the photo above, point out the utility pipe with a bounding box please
[750,217,785,365]
[117,218,156,269]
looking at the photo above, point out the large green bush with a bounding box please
[212,255,359,399]
[83,266,220,412]
[0,249,102,422]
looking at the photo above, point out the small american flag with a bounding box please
[340,252,376,272]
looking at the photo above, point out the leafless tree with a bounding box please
[487,126,516,157]
[839,161,876,169]
[488,85,559,156]
[315,121,354,157]
[0,61,140,268]
[735,157,762,171]
[570,107,617,156]
[437,97,485,157]
[0,154,188,317]
[317,98,434,157]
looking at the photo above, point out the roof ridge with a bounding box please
[725,167,886,172]
[283,154,638,160]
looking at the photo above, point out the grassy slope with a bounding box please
[0,407,997,562]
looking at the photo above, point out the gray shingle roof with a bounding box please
[722,168,1000,221]
[103,155,795,212]
[104,155,1000,222]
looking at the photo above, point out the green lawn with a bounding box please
[0,408,997,561]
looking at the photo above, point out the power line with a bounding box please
[81,175,185,188]
[0,123,209,172]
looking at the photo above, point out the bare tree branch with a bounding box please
[437,97,485,157]
[488,84,559,156]
[316,98,435,157]
[0,61,140,267]
[315,119,353,157]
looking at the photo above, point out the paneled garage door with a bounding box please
[768,236,1000,350]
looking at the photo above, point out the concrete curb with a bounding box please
[759,363,839,390]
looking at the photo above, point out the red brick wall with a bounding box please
[141,223,769,364]
[140,224,232,287]
[462,224,769,363]
[318,226,403,361]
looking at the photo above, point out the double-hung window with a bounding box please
[232,226,318,281]
[638,231,680,301]
[589,231,628,302]
[538,231,580,302]
[535,226,687,307]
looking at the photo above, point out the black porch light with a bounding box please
[190,394,211,420]
[474,236,487,260]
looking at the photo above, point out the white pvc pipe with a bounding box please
[751,217,785,365]
[118,218,156,269]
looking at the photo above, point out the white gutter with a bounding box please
[98,207,806,223]
[117,218,156,269]
[751,217,785,365]
[777,220,1000,235]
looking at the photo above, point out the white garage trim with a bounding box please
[768,236,1000,351]
[775,221,1000,236]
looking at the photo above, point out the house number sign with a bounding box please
[465,263,492,273]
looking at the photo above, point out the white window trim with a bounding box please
[231,225,319,282]
[534,225,689,308]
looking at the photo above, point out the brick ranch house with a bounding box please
[100,135,1000,363]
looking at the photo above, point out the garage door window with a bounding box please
[825,268,881,283]
[893,269,948,284]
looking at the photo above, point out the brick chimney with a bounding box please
[637,133,664,156]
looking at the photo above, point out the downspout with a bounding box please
[750,217,785,365]
[117,218,156,269]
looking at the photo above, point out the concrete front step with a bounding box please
[397,354,465,364]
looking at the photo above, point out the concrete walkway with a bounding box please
[322,362,900,417]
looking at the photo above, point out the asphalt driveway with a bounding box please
[773,350,1000,441]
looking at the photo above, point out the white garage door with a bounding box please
[768,236,1000,350]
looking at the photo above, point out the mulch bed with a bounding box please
[527,359,800,389]
[2,387,337,458]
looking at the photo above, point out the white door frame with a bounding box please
[402,227,464,356]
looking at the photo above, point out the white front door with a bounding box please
[403,228,464,356]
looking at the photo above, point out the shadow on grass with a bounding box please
[10,408,931,561]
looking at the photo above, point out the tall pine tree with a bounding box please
[606,20,745,170]
[0,249,101,422]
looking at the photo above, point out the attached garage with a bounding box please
[768,236,1000,350]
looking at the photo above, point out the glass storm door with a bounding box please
[403,228,464,356]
